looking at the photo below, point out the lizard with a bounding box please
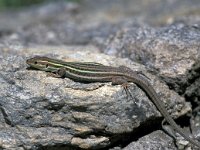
[26,56,200,148]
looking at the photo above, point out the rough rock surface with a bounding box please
[103,23,200,93]
[123,131,175,150]
[0,0,200,149]
[0,46,192,149]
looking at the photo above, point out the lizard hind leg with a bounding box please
[123,84,135,101]
[111,76,135,102]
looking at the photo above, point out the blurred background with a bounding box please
[0,0,45,9]
[0,0,79,9]
[1,0,200,47]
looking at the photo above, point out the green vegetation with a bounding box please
[0,0,80,9]
[0,0,45,9]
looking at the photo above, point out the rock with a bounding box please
[0,46,192,149]
[123,131,176,150]
[103,23,200,93]
[0,0,200,149]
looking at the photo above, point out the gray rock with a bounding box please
[1,0,200,47]
[0,46,193,149]
[123,131,176,150]
[104,23,200,92]
[0,0,200,149]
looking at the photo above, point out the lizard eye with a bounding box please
[34,61,37,64]
[46,64,48,68]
